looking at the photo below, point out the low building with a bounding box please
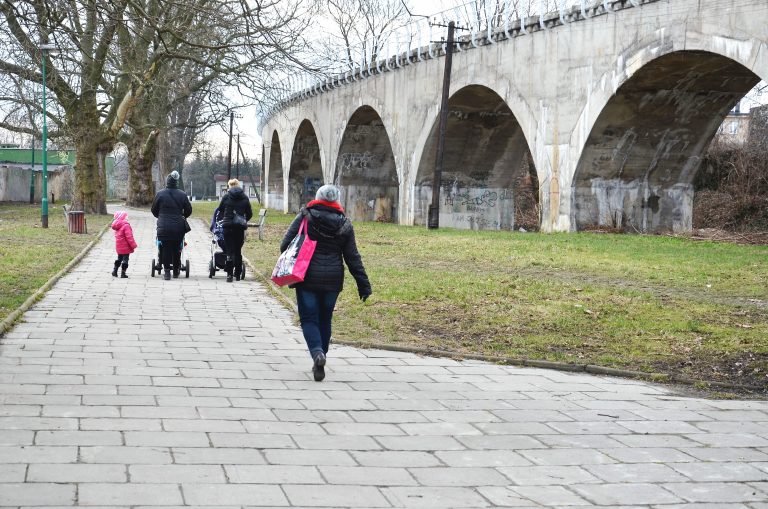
[717,112,751,145]
[213,174,261,201]
[0,147,115,203]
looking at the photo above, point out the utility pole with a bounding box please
[226,111,234,180]
[235,134,240,179]
[428,21,456,230]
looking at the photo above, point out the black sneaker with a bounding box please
[163,270,171,281]
[226,275,233,283]
[312,352,326,382]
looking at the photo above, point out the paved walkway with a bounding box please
[1,208,767,508]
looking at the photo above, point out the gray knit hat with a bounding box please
[315,184,340,203]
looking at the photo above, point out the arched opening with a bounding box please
[415,85,539,231]
[335,106,398,222]
[572,51,761,233]
[267,130,284,210]
[288,120,323,212]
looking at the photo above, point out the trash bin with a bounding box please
[67,211,87,234]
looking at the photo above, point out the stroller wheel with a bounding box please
[151,259,156,277]
[241,263,246,280]
[208,260,214,278]
[185,260,190,278]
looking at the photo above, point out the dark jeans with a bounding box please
[296,288,339,357]
[114,254,130,268]
[223,227,245,277]
[159,236,183,271]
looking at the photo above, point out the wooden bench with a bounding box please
[247,209,267,241]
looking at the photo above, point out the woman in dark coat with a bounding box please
[218,178,253,282]
[279,184,371,381]
[151,171,192,280]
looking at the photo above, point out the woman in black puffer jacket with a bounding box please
[218,178,253,282]
[279,184,371,381]
[151,171,192,280]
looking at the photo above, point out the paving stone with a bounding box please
[0,446,77,463]
[129,465,226,483]
[27,463,126,482]
[292,434,382,451]
[434,450,531,467]
[225,464,322,484]
[352,451,442,467]
[669,462,768,482]
[0,483,76,505]
[124,431,210,447]
[79,446,173,464]
[662,482,768,503]
[208,433,294,449]
[0,464,26,482]
[584,462,688,483]
[520,447,617,466]
[182,484,287,506]
[408,467,510,486]
[600,447,698,463]
[263,449,356,466]
[375,436,465,451]
[283,484,390,507]
[319,465,417,485]
[79,484,183,505]
[381,486,490,508]
[498,465,599,485]
[36,430,123,446]
[511,485,591,506]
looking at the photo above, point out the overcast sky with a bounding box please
[211,0,469,158]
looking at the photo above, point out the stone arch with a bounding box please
[287,119,323,212]
[413,84,539,231]
[266,130,284,210]
[571,49,763,233]
[334,105,399,222]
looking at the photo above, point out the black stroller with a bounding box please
[208,207,245,279]
[151,237,190,278]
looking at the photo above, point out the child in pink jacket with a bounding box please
[112,211,138,278]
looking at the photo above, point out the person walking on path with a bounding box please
[111,211,137,278]
[279,184,372,381]
[218,178,252,282]
[151,171,192,280]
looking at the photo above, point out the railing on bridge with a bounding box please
[257,0,645,129]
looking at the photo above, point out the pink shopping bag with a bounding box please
[271,217,317,286]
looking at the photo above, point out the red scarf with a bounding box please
[306,199,344,213]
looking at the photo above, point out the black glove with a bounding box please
[359,290,371,302]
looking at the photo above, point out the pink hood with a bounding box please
[112,211,137,254]
[112,211,128,231]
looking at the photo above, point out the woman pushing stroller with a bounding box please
[151,171,192,280]
[217,178,252,282]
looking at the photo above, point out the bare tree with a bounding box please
[320,0,410,72]
[0,0,312,213]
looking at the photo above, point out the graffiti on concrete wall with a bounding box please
[340,151,381,171]
[415,182,515,231]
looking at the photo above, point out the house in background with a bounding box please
[213,173,261,201]
[717,104,752,146]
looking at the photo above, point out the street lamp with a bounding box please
[39,42,58,228]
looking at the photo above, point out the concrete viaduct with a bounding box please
[260,0,767,233]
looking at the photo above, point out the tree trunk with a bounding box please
[72,132,109,214]
[127,129,159,207]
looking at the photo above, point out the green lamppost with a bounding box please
[39,43,57,228]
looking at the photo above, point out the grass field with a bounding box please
[0,203,111,323]
[193,202,768,391]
